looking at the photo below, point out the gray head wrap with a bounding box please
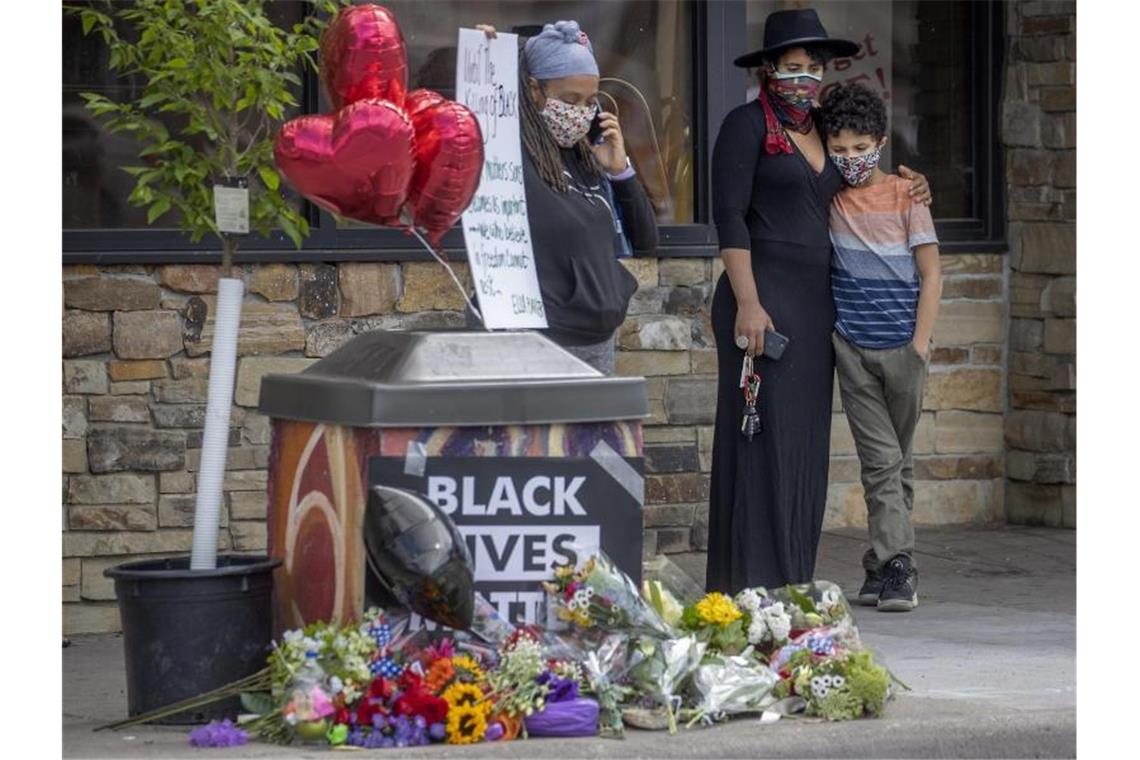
[523,20,599,79]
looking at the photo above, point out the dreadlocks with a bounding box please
[519,46,603,193]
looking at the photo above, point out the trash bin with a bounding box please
[258,329,648,634]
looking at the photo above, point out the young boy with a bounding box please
[819,84,942,612]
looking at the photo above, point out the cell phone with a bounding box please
[762,330,790,360]
[586,109,605,145]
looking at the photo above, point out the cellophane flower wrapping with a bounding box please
[688,650,780,722]
[579,632,633,738]
[624,633,706,733]
[641,555,704,628]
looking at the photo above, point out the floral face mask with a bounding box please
[830,146,883,186]
[541,97,595,148]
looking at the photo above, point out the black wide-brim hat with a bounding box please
[734,8,860,68]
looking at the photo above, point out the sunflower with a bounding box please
[446,704,487,745]
[451,655,486,683]
[424,657,455,693]
[442,682,489,713]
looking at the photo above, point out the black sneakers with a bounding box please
[877,555,918,612]
[856,567,883,606]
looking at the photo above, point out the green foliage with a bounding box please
[815,686,863,721]
[844,651,892,717]
[68,0,349,258]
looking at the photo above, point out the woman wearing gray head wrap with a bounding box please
[471,22,658,374]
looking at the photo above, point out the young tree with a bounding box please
[74,0,344,271]
[72,0,346,569]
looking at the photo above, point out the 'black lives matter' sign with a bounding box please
[368,456,643,626]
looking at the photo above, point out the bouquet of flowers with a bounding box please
[580,633,634,739]
[768,581,853,637]
[679,592,749,656]
[734,587,793,654]
[623,633,706,734]
[543,553,672,638]
[686,650,780,726]
[641,555,704,629]
[772,647,891,721]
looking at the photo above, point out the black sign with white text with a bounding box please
[368,456,643,626]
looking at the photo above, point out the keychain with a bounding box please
[739,354,762,441]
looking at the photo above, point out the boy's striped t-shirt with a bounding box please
[829,174,939,349]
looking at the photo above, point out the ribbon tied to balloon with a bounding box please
[274,4,484,250]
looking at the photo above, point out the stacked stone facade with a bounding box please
[1001,1,1076,526]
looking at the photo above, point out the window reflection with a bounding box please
[746,0,974,218]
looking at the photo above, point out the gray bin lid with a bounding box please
[258,329,649,427]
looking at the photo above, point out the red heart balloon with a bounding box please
[274,99,415,225]
[405,89,485,245]
[320,4,408,110]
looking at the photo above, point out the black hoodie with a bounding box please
[524,147,659,345]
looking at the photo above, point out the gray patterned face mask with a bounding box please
[541,98,595,148]
[830,146,882,186]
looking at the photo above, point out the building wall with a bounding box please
[1001,1,1077,526]
[60,0,1078,635]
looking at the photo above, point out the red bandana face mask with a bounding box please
[767,68,822,111]
[756,67,822,155]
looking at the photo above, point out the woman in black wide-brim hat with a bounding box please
[706,9,932,594]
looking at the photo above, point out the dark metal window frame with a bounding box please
[62,0,1006,264]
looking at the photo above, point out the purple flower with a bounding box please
[347,727,367,746]
[429,722,447,741]
[535,671,553,687]
[187,719,248,748]
[548,676,580,703]
[363,729,387,749]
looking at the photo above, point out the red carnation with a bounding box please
[368,676,395,701]
[393,686,449,725]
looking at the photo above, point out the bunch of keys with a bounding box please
[738,354,763,441]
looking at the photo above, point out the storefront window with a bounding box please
[62,1,308,230]
[745,0,976,219]
[63,1,695,233]
[339,0,696,226]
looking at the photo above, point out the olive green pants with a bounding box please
[832,331,929,573]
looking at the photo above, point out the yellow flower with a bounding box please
[695,592,743,625]
[452,655,486,683]
[447,704,488,744]
[442,682,489,713]
[554,564,576,580]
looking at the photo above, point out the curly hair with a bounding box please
[818,83,888,140]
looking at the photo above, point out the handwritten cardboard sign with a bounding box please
[456,28,548,330]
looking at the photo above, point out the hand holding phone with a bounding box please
[586,108,605,145]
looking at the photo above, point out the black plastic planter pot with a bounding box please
[104,554,282,724]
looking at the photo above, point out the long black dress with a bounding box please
[706,100,844,594]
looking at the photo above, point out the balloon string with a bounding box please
[405,223,486,329]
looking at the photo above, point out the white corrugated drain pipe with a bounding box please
[190,276,244,570]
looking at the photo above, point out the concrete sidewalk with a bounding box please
[63,525,1076,759]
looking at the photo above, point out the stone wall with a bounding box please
[1001,1,1076,526]
[62,252,1009,634]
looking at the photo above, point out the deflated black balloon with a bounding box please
[363,485,475,630]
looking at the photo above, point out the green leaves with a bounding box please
[68,0,331,259]
[239,691,275,717]
[786,586,819,616]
